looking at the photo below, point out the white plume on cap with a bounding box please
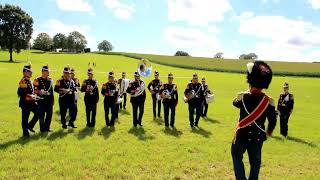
[247,62,254,74]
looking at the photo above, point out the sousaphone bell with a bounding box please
[138,58,152,77]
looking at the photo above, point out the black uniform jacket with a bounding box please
[233,91,277,141]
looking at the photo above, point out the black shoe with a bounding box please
[68,124,77,128]
[62,124,67,129]
[195,124,199,128]
[28,127,35,133]
[23,134,30,138]
[170,125,175,128]
[138,124,143,127]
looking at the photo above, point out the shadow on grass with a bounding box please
[128,127,154,141]
[0,60,24,64]
[163,127,183,137]
[287,136,317,148]
[30,51,46,54]
[191,127,212,138]
[270,135,317,148]
[153,117,163,125]
[47,129,74,141]
[99,126,115,139]
[0,133,45,150]
[119,110,131,115]
[203,117,221,124]
[77,127,95,140]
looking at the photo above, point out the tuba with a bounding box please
[183,90,196,103]
[130,81,145,97]
[138,58,152,77]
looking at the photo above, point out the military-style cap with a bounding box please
[134,71,140,77]
[122,72,126,75]
[23,63,33,72]
[168,72,173,78]
[108,71,114,77]
[193,73,198,79]
[42,64,49,72]
[283,82,289,88]
[246,61,272,89]
[88,68,94,74]
[63,65,71,73]
[154,70,159,76]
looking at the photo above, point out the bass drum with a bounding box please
[205,94,215,104]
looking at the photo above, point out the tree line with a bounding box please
[174,51,259,60]
[0,4,113,62]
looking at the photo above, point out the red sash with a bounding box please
[233,95,270,143]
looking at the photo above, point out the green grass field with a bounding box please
[0,50,319,179]
[113,52,320,77]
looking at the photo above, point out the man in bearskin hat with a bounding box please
[147,70,162,119]
[277,82,294,137]
[126,71,146,127]
[17,63,40,137]
[159,73,178,127]
[101,72,118,127]
[54,66,78,129]
[231,61,277,180]
[33,64,54,132]
[184,74,204,127]
[81,68,99,127]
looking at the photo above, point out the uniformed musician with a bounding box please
[126,71,146,127]
[277,82,294,137]
[33,65,54,132]
[160,73,178,127]
[81,68,99,127]
[147,70,162,119]
[17,63,40,137]
[54,66,78,129]
[101,72,118,127]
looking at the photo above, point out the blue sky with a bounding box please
[2,0,320,61]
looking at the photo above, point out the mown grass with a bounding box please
[98,52,320,77]
[0,50,319,179]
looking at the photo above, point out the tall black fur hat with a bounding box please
[246,61,272,89]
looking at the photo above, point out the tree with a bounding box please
[32,33,53,51]
[67,31,87,52]
[98,40,113,52]
[0,4,33,62]
[214,52,224,59]
[53,33,67,51]
[174,51,190,56]
[239,53,258,60]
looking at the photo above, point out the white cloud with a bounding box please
[56,0,95,15]
[163,27,221,57]
[239,15,320,48]
[207,25,220,33]
[104,0,135,20]
[238,15,320,61]
[34,19,97,49]
[308,0,320,9]
[167,0,232,26]
[238,11,255,20]
[262,0,280,4]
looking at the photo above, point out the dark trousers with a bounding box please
[152,94,161,117]
[163,102,176,126]
[115,103,119,119]
[280,112,290,136]
[104,100,116,126]
[132,102,144,126]
[85,103,97,127]
[38,102,53,132]
[202,102,209,117]
[119,93,127,109]
[70,100,78,122]
[231,139,263,180]
[188,102,202,126]
[59,100,77,126]
[21,105,39,136]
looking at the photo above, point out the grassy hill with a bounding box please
[98,52,320,77]
[0,50,319,179]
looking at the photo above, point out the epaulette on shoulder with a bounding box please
[268,96,275,107]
